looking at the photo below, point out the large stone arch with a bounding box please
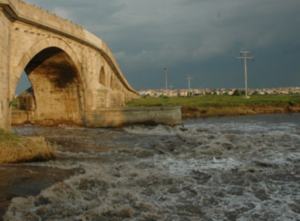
[11,38,86,97]
[11,38,87,125]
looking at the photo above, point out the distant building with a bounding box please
[139,87,300,97]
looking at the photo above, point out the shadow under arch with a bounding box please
[12,40,86,126]
[12,38,86,95]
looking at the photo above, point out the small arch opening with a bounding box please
[14,73,36,111]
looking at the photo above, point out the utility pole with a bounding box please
[237,50,254,98]
[163,67,168,91]
[187,76,192,96]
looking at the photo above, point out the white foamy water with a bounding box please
[156,157,242,177]
[5,114,300,221]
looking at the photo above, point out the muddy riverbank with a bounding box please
[1,114,300,220]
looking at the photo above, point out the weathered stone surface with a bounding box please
[73,106,182,127]
[0,7,11,129]
[12,106,183,127]
[0,0,139,130]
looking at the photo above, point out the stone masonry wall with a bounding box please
[0,9,10,129]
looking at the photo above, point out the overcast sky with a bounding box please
[23,0,300,90]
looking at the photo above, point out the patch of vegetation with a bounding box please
[127,95,300,118]
[0,129,55,164]
[0,129,20,143]
[9,98,20,110]
[127,95,300,108]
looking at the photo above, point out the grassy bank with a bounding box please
[127,95,300,118]
[0,130,55,164]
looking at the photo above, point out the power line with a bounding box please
[237,50,254,98]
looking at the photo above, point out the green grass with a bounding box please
[0,129,20,144]
[127,95,300,108]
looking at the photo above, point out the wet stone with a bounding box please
[252,187,270,201]
[168,186,181,194]
[140,212,162,221]
[227,186,244,196]
[270,172,300,182]
[224,210,238,221]
[289,203,300,214]
[221,172,248,186]
[254,160,277,168]
[191,170,212,184]
[214,191,226,198]
[24,212,39,221]
[222,143,235,150]
[35,207,49,218]
[78,179,109,192]
[141,187,155,196]
[225,203,256,220]
[133,202,155,212]
[182,186,198,198]
[250,211,278,221]
[175,204,204,216]
[99,207,134,220]
[201,196,218,206]
[34,196,51,206]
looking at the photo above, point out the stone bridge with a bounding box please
[0,0,142,130]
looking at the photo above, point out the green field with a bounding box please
[127,95,300,108]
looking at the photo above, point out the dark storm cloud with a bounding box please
[26,0,300,89]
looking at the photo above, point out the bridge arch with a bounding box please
[11,38,86,125]
[12,38,86,95]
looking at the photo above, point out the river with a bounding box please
[1,114,300,220]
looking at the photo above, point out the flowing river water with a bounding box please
[1,114,300,220]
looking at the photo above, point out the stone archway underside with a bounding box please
[22,47,84,125]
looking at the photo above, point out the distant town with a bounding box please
[139,87,300,97]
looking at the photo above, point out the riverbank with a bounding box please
[127,95,300,118]
[0,130,55,164]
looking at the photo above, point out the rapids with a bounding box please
[2,114,300,221]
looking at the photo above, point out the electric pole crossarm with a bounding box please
[237,50,254,98]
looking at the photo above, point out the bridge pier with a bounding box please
[0,8,11,130]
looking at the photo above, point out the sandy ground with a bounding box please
[3,114,300,221]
